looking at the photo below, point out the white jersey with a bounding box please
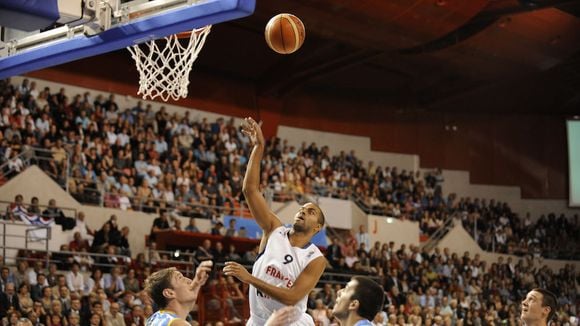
[247,226,324,326]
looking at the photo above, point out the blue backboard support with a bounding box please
[0,0,255,79]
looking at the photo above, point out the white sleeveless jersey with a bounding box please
[247,226,324,326]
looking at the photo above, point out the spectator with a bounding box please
[122,270,140,294]
[184,218,199,233]
[104,303,125,326]
[224,245,241,262]
[91,223,112,253]
[116,227,131,257]
[149,212,171,243]
[224,219,238,237]
[103,267,125,300]
[65,263,84,295]
[124,305,144,326]
[72,212,94,241]
[29,197,41,215]
[0,283,20,318]
[195,239,214,262]
[355,225,370,253]
[18,283,33,315]
[210,222,225,236]
[27,261,45,287]
[41,199,66,227]
[30,273,47,302]
[69,233,90,253]
[238,226,248,238]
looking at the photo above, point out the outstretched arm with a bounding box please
[190,260,212,299]
[241,117,282,236]
[223,257,326,306]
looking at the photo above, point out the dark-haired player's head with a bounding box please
[332,276,385,324]
[521,288,558,326]
[293,203,325,236]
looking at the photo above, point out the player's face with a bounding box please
[293,203,321,233]
[169,271,197,304]
[521,290,548,323]
[332,279,358,319]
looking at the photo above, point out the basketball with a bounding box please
[265,13,305,54]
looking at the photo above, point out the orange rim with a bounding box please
[175,31,192,39]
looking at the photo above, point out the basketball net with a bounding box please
[127,25,211,102]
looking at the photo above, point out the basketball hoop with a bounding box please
[127,25,211,102]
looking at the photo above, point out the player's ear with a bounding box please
[314,223,322,233]
[349,299,359,312]
[543,306,551,318]
[162,288,175,299]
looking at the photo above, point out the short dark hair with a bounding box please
[532,288,558,322]
[317,209,326,226]
[350,276,385,320]
[144,267,176,309]
[309,202,325,226]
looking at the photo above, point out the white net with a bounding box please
[127,25,211,102]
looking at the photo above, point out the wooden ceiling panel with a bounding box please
[48,0,580,113]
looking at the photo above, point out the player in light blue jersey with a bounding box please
[331,276,385,326]
[144,261,212,326]
[263,276,385,326]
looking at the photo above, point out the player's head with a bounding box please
[293,202,325,235]
[144,267,196,308]
[332,276,385,322]
[521,288,557,325]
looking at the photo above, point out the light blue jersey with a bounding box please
[146,310,180,326]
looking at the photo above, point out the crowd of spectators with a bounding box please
[1,211,578,326]
[1,194,262,325]
[1,78,580,325]
[1,78,579,260]
[316,228,579,326]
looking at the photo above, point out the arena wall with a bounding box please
[0,166,213,260]
[437,222,580,271]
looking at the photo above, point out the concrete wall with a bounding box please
[0,222,69,264]
[277,125,420,172]
[0,166,213,259]
[437,222,580,271]
[441,170,579,219]
[367,215,421,248]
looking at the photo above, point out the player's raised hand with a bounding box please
[265,306,302,326]
[241,117,265,147]
[223,261,252,283]
[191,260,212,289]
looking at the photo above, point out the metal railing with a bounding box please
[0,221,51,267]
[0,200,78,221]
[421,215,456,252]
[0,146,69,189]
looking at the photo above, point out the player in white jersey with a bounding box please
[223,117,327,326]
[144,261,212,326]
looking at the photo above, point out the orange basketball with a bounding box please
[265,14,305,54]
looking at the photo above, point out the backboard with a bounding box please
[0,0,255,79]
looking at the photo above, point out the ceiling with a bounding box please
[60,0,580,114]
